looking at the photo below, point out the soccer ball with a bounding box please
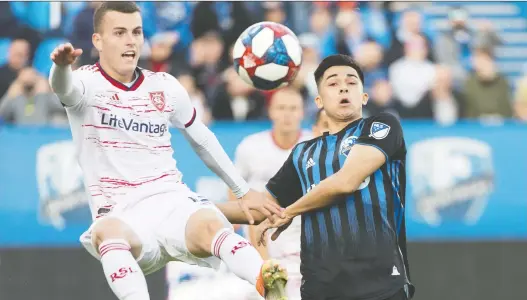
[233,22,302,91]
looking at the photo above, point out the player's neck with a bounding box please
[271,129,301,150]
[328,116,362,134]
[98,59,136,83]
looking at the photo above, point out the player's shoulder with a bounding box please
[363,112,402,128]
[140,68,177,83]
[74,64,101,79]
[237,130,272,149]
[139,68,186,91]
[294,135,322,153]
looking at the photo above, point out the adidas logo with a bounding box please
[391,266,400,276]
[306,158,316,169]
[110,93,120,102]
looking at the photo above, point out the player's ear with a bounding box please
[92,33,102,52]
[315,95,323,109]
[361,92,369,106]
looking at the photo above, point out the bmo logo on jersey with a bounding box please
[100,113,168,135]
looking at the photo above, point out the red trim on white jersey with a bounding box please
[184,108,197,128]
[96,62,145,91]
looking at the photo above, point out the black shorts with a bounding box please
[383,288,408,300]
[303,287,408,300]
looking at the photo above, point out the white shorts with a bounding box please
[80,184,233,275]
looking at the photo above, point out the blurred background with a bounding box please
[0,1,526,300]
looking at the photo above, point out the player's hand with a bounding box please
[255,214,293,246]
[237,189,284,225]
[50,43,83,66]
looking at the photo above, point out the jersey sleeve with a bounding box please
[355,112,404,160]
[166,73,196,129]
[49,64,90,110]
[265,145,304,207]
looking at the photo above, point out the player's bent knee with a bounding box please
[185,208,228,258]
[92,217,143,258]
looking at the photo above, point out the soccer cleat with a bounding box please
[256,259,288,300]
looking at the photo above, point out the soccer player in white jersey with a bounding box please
[231,89,330,299]
[48,2,288,300]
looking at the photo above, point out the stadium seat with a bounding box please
[33,38,68,77]
[0,39,12,66]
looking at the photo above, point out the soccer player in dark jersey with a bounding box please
[256,54,414,300]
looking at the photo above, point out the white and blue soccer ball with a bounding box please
[233,22,302,91]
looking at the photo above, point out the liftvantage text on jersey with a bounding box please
[101,113,168,134]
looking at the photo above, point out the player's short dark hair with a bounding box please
[314,54,364,87]
[93,2,141,33]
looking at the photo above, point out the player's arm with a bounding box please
[48,43,85,107]
[170,81,248,198]
[215,189,278,225]
[264,147,304,215]
[216,144,302,225]
[227,139,252,202]
[169,76,283,222]
[285,113,404,218]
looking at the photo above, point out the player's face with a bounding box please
[315,66,368,122]
[269,90,304,134]
[312,110,330,137]
[93,11,144,78]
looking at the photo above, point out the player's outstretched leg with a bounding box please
[92,218,150,300]
[185,209,288,300]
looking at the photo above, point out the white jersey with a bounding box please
[234,130,311,259]
[64,64,196,218]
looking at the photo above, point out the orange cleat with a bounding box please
[256,259,288,300]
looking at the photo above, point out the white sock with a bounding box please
[99,239,150,300]
[211,228,263,285]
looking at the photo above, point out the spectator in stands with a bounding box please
[220,3,256,52]
[291,33,320,118]
[0,3,42,59]
[363,79,400,119]
[177,72,212,125]
[389,33,436,119]
[140,33,181,73]
[434,7,471,89]
[212,68,266,121]
[190,2,220,40]
[9,2,63,36]
[0,39,30,99]
[360,2,391,49]
[354,41,387,92]
[140,1,195,61]
[308,5,337,58]
[462,47,512,119]
[334,9,373,58]
[70,1,102,66]
[513,72,527,121]
[190,31,229,106]
[0,67,65,125]
[427,65,463,125]
[384,9,434,67]
[262,2,287,25]
[434,7,501,90]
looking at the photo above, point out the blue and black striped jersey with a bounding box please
[266,113,413,300]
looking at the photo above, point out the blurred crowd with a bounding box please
[0,1,526,126]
